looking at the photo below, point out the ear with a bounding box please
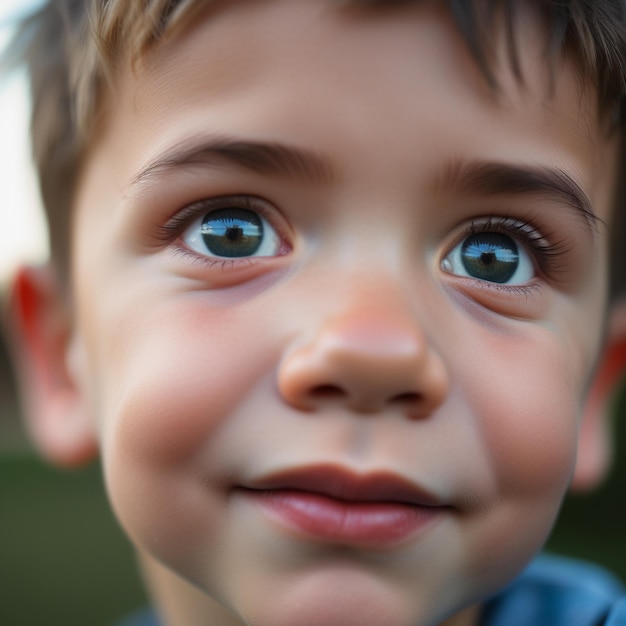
[7,265,98,467]
[571,299,626,492]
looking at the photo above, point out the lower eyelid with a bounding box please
[172,245,262,269]
[443,273,549,318]
[167,241,295,292]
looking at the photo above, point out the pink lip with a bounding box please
[239,465,449,546]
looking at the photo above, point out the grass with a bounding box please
[0,455,147,626]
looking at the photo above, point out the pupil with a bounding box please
[226,227,243,242]
[461,233,519,283]
[201,208,264,257]
[480,251,496,266]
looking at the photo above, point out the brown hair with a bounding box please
[6,0,626,296]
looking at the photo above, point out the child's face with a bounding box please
[68,1,617,625]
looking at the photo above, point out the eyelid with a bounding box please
[158,195,278,238]
[440,216,570,285]
[166,193,290,240]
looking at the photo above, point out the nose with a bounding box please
[277,305,449,416]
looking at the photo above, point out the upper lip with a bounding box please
[243,464,445,507]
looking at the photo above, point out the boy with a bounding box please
[6,0,626,624]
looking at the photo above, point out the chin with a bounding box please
[232,569,444,626]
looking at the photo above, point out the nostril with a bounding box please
[310,384,347,400]
[390,392,421,405]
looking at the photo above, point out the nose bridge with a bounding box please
[317,303,426,367]
[277,280,449,416]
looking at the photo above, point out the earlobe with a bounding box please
[7,265,98,467]
[571,300,626,492]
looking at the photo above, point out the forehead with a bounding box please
[136,8,593,129]
[130,0,591,103]
[87,0,617,226]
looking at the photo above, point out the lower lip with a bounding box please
[243,489,444,546]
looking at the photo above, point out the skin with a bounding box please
[19,1,624,625]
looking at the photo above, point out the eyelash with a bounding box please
[156,199,570,287]
[453,216,570,283]
[156,195,287,267]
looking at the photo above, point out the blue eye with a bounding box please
[442,231,534,284]
[182,207,281,258]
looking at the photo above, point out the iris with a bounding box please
[461,233,519,283]
[201,208,264,257]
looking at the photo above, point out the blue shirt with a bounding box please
[116,555,626,626]
[481,555,626,625]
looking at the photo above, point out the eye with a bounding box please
[182,206,282,258]
[442,231,534,284]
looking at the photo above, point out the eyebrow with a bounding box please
[131,135,335,187]
[435,160,599,233]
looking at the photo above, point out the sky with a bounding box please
[0,0,48,287]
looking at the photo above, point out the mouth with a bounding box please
[237,465,451,546]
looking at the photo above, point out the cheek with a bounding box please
[452,324,587,589]
[85,301,279,553]
[90,299,276,461]
[466,325,583,500]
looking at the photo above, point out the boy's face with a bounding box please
[67,1,617,624]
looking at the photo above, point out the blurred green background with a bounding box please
[1,334,626,626]
[0,338,149,626]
